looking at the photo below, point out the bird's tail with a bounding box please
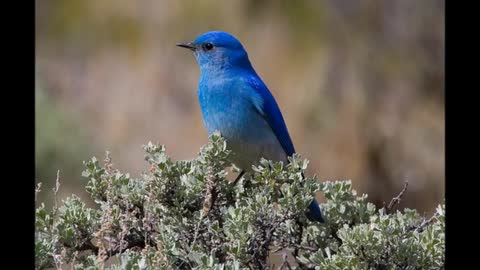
[306,199,325,223]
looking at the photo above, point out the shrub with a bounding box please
[35,133,445,269]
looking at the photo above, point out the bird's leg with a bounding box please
[233,170,245,186]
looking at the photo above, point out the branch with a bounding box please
[247,215,292,268]
[105,235,146,258]
[194,166,218,249]
[77,240,99,253]
[293,244,318,252]
[412,215,436,233]
[52,170,61,216]
[178,165,218,269]
[385,181,408,214]
[294,219,303,257]
[277,251,292,270]
[35,182,42,202]
[202,166,218,217]
[63,232,148,262]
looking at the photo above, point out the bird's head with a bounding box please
[177,31,253,73]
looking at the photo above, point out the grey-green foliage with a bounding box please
[35,133,445,269]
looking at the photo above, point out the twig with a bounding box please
[178,166,218,269]
[272,246,283,254]
[106,235,145,258]
[293,244,318,252]
[294,219,303,257]
[277,251,292,270]
[247,215,291,268]
[77,241,99,253]
[413,215,436,233]
[201,167,217,217]
[52,170,61,216]
[273,244,318,256]
[70,251,78,270]
[232,170,245,186]
[385,181,408,214]
[188,218,203,257]
[194,166,217,250]
[35,182,42,202]
[104,151,114,173]
[63,231,150,262]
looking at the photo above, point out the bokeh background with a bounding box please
[36,0,444,216]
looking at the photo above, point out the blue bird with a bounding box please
[177,31,324,222]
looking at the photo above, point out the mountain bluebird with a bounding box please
[177,31,324,222]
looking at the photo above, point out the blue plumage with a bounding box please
[246,76,296,157]
[177,31,324,222]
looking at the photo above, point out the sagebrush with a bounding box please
[35,133,445,269]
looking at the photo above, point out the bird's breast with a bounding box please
[198,83,287,169]
[198,84,268,143]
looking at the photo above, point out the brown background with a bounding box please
[36,0,444,216]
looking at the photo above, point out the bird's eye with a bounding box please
[203,43,214,51]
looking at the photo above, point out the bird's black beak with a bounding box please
[176,42,196,51]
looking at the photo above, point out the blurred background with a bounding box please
[36,0,444,215]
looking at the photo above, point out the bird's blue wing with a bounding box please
[246,76,296,156]
[246,75,325,223]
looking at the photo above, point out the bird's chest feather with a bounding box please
[198,76,287,169]
[198,79,271,143]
